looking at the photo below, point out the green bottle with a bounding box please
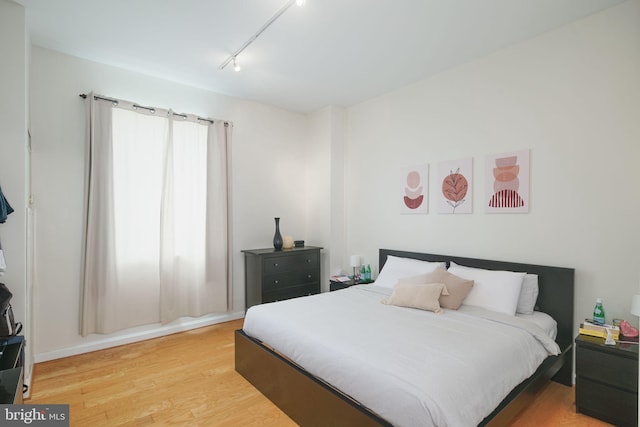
[365,264,371,281]
[593,298,605,324]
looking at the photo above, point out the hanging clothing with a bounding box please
[0,185,14,223]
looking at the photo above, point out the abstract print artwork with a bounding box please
[401,164,428,214]
[486,149,530,213]
[438,158,472,214]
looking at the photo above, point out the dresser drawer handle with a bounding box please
[274,280,279,285]
[306,259,311,263]
[307,274,312,279]
[273,263,279,267]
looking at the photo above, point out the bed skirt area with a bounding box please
[235,328,571,427]
[235,329,392,426]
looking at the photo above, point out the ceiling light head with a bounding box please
[296,0,306,6]
[233,57,241,72]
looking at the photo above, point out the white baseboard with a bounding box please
[33,311,245,363]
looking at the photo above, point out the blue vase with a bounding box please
[273,217,283,250]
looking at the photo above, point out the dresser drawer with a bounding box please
[576,376,638,427]
[576,346,638,392]
[263,270,319,291]
[263,252,319,274]
[263,283,320,303]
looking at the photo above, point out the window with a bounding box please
[81,95,230,335]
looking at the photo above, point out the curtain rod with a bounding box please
[79,93,218,125]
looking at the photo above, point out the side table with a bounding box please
[575,333,638,427]
[329,279,373,292]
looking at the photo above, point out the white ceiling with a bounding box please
[15,0,625,113]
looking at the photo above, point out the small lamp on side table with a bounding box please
[632,295,640,318]
[350,255,361,281]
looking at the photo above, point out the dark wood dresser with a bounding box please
[575,334,638,427]
[243,246,322,309]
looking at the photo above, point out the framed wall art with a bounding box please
[485,149,530,213]
[438,157,472,214]
[401,164,428,214]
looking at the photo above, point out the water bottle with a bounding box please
[593,298,605,324]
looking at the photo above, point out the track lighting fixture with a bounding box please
[219,0,306,71]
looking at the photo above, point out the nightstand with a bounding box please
[329,279,355,292]
[329,279,373,291]
[575,334,638,427]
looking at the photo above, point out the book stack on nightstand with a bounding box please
[575,334,638,427]
[579,320,619,340]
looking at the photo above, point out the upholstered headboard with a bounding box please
[379,249,575,359]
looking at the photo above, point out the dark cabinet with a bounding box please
[243,246,322,309]
[0,335,25,404]
[575,334,638,427]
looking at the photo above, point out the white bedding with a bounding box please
[243,284,560,427]
[516,310,558,340]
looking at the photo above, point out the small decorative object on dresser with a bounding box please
[282,235,294,249]
[272,217,283,250]
[575,334,638,427]
[242,246,322,309]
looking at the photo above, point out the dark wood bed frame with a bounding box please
[235,249,575,426]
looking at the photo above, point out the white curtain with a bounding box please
[81,94,230,335]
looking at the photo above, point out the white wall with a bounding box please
[0,0,31,379]
[306,106,348,290]
[29,47,319,360]
[345,1,640,329]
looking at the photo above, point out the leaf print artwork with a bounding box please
[438,158,472,214]
[442,168,468,213]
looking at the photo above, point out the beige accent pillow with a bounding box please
[423,268,474,310]
[383,282,448,313]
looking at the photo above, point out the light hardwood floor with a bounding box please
[27,319,612,426]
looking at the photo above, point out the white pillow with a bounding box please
[375,256,446,289]
[516,274,539,315]
[447,262,525,316]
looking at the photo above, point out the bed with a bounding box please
[235,249,574,426]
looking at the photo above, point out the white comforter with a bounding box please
[243,284,560,427]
